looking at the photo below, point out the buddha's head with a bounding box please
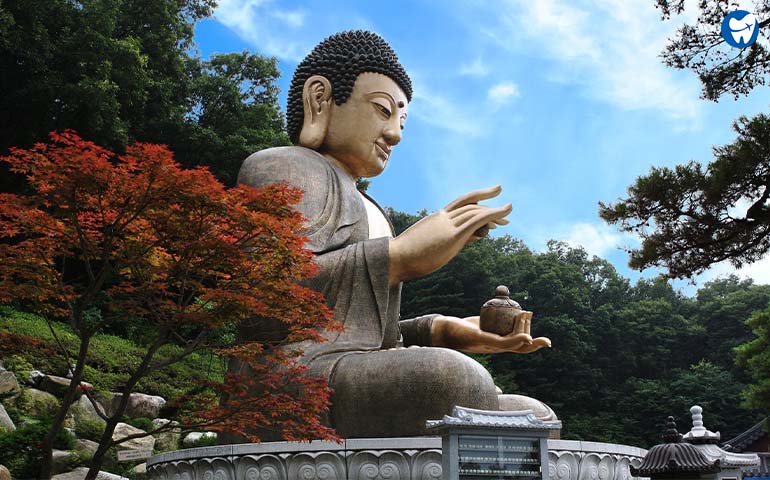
[287,30,413,178]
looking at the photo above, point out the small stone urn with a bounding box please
[480,285,522,335]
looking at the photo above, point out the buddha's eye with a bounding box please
[373,102,391,119]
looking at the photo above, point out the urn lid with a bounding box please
[482,286,521,309]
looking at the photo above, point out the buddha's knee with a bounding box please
[405,347,499,410]
[329,347,498,437]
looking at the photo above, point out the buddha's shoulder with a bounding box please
[237,146,332,187]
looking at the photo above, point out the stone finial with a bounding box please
[683,405,720,444]
[691,406,705,431]
[662,416,683,443]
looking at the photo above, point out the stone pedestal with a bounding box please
[146,437,648,480]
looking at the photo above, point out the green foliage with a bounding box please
[184,433,219,448]
[0,306,225,399]
[18,388,61,418]
[736,305,770,411]
[0,419,74,478]
[600,113,770,279]
[74,418,106,443]
[0,0,289,190]
[125,416,153,432]
[387,205,767,446]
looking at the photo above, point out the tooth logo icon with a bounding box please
[721,10,760,48]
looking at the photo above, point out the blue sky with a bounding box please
[194,0,770,294]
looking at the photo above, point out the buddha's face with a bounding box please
[319,72,409,178]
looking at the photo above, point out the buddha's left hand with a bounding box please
[431,315,551,354]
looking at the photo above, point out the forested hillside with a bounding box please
[390,208,769,448]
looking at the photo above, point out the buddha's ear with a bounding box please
[298,75,332,150]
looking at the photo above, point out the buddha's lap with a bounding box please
[328,346,499,437]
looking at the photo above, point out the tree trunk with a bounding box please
[38,335,92,479]
[85,416,121,480]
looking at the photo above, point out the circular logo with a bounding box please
[721,10,759,48]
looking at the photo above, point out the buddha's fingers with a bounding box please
[447,204,478,219]
[445,185,502,211]
[455,204,512,236]
[514,337,552,354]
[503,332,532,351]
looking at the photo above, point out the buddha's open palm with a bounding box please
[432,314,551,355]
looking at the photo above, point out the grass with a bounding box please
[0,305,225,400]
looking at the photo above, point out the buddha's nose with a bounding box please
[382,123,401,146]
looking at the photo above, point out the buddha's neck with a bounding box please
[322,154,358,183]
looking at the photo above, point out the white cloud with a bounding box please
[410,79,484,137]
[476,0,702,121]
[213,0,312,61]
[270,8,305,28]
[488,82,520,104]
[560,222,625,257]
[697,255,770,286]
[527,221,631,258]
[460,58,490,77]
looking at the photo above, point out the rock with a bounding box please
[52,467,128,480]
[93,391,119,416]
[28,369,45,387]
[19,387,60,417]
[0,371,20,397]
[39,374,93,398]
[182,431,217,446]
[0,403,15,432]
[132,463,146,475]
[151,418,181,452]
[74,438,99,459]
[68,395,107,427]
[0,465,10,480]
[112,422,155,451]
[52,449,75,475]
[97,392,166,419]
[123,393,166,419]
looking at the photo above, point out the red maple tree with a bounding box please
[0,131,336,479]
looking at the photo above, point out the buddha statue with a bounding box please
[231,30,554,440]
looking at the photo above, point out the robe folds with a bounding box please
[238,146,409,380]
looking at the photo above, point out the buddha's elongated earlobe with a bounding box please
[298,75,332,149]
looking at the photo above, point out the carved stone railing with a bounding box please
[146,437,647,480]
[548,440,648,480]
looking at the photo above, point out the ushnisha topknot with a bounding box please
[286,30,413,142]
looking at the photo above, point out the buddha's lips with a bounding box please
[375,143,391,158]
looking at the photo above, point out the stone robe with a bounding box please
[234,146,499,438]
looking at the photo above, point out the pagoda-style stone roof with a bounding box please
[722,417,769,453]
[682,406,760,469]
[692,444,760,469]
[631,417,720,477]
[426,406,562,431]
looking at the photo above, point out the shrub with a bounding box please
[0,419,74,478]
[125,416,153,432]
[185,433,218,448]
[0,306,225,399]
[74,418,106,442]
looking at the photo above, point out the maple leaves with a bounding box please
[0,131,336,474]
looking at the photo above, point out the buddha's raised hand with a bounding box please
[389,185,511,286]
